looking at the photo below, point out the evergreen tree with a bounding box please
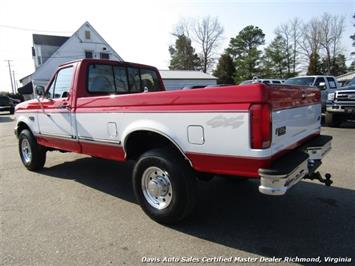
[169,35,201,70]
[307,52,322,75]
[227,25,265,83]
[213,53,235,84]
[263,36,288,78]
[331,54,347,76]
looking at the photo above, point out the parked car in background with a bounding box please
[325,78,355,126]
[240,79,284,85]
[0,96,15,114]
[341,77,355,88]
[182,84,234,90]
[285,75,339,111]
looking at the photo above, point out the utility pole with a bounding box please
[12,70,17,93]
[5,60,14,94]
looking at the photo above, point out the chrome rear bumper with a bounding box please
[258,135,332,196]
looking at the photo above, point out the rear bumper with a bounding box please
[258,135,332,196]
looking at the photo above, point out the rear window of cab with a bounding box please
[87,64,161,94]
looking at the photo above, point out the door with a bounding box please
[37,66,79,151]
[314,77,326,110]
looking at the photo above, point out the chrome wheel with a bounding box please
[21,138,32,164]
[141,166,173,210]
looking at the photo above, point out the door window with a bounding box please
[326,77,337,89]
[54,67,74,98]
[314,77,326,90]
[46,67,73,98]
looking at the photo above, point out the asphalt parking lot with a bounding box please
[1,112,355,265]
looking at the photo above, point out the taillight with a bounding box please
[250,104,272,149]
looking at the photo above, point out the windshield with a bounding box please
[348,77,355,86]
[285,77,315,86]
[240,80,252,85]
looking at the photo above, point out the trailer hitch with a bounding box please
[304,172,333,186]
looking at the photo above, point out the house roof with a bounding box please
[33,34,69,46]
[337,71,355,81]
[159,70,217,80]
[30,21,123,82]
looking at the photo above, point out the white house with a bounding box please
[159,70,217,90]
[337,71,355,86]
[19,21,123,95]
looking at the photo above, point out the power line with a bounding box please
[0,24,71,34]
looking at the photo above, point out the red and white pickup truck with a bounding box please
[15,59,332,224]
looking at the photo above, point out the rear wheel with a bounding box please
[325,112,341,127]
[19,129,46,171]
[133,148,197,224]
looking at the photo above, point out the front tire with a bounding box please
[325,112,341,127]
[133,148,196,224]
[19,129,46,171]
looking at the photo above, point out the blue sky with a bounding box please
[0,0,353,92]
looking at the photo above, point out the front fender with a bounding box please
[15,113,39,136]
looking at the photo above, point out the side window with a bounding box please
[88,64,115,93]
[45,67,73,98]
[45,79,55,98]
[127,67,141,93]
[140,69,160,92]
[113,66,129,93]
[326,77,337,89]
[53,67,73,98]
[314,77,326,90]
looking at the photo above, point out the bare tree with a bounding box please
[173,18,191,38]
[290,18,302,73]
[319,13,333,73]
[192,16,224,73]
[276,18,303,74]
[298,17,322,72]
[330,15,345,69]
[275,23,292,75]
[319,13,345,74]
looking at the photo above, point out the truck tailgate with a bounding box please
[268,86,321,155]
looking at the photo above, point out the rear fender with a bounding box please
[121,119,190,163]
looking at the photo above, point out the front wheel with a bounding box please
[133,148,197,224]
[325,112,341,127]
[19,129,46,171]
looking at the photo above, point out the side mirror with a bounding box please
[35,85,45,96]
[318,82,326,90]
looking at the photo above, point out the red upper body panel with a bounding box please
[16,59,320,113]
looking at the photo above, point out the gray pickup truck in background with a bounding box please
[325,77,355,127]
[285,75,339,111]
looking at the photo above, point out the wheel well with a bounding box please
[16,122,31,136]
[124,130,189,162]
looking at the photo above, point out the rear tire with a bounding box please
[325,112,341,127]
[133,147,197,224]
[19,129,46,171]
